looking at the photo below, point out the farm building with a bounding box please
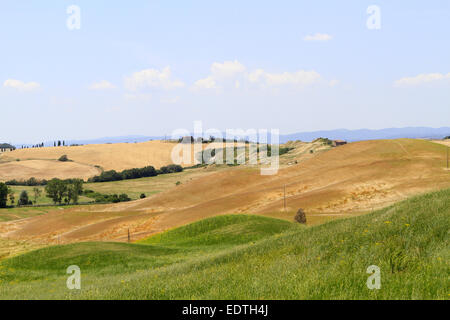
[332,140,347,147]
[0,143,15,153]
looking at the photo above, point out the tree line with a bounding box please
[19,140,69,149]
[88,164,183,183]
[5,164,184,187]
[0,179,133,208]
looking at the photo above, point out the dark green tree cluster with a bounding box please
[45,178,83,204]
[18,190,32,206]
[83,190,131,203]
[158,164,183,174]
[53,141,66,147]
[88,165,183,183]
[5,177,47,186]
[0,183,9,208]
[21,143,44,149]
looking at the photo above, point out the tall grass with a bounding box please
[0,189,448,300]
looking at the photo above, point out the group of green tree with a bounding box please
[5,177,47,186]
[0,183,41,208]
[88,164,183,183]
[20,142,44,149]
[0,183,10,208]
[83,189,131,203]
[4,164,184,187]
[44,179,84,205]
[0,179,134,208]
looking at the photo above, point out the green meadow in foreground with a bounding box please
[0,189,448,300]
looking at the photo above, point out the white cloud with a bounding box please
[394,73,450,87]
[210,60,246,79]
[247,69,322,87]
[304,33,332,41]
[3,79,40,91]
[125,67,185,91]
[89,80,116,90]
[192,60,325,91]
[193,77,218,90]
[193,60,245,90]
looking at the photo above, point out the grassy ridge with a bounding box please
[0,190,448,299]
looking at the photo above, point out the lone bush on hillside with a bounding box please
[58,155,69,162]
[295,208,307,224]
[140,193,146,199]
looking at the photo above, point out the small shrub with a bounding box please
[58,155,69,162]
[140,193,146,199]
[119,194,131,202]
[176,181,181,186]
[295,208,307,224]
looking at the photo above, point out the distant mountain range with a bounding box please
[278,127,450,143]
[12,127,450,147]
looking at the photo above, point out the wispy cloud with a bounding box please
[3,79,40,91]
[247,69,322,87]
[89,80,116,90]
[124,67,185,91]
[394,72,450,87]
[193,60,245,90]
[303,33,332,41]
[193,60,324,90]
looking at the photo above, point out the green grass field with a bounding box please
[0,189,448,300]
[5,167,218,207]
[7,186,92,206]
[83,168,212,200]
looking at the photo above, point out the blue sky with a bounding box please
[1,0,449,143]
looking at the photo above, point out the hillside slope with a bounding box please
[0,141,180,180]
[0,189,448,299]
[1,139,449,245]
[107,138,450,229]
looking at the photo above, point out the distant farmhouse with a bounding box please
[332,140,347,147]
[0,143,16,153]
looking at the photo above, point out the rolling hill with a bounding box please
[0,189,448,299]
[1,139,448,247]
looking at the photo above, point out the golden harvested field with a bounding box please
[432,139,450,147]
[0,159,101,181]
[0,140,208,181]
[1,141,178,172]
[0,140,248,181]
[1,138,449,253]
